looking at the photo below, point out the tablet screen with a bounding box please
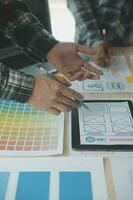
[72,100,133,150]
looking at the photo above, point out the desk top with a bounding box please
[1,47,133,200]
[63,47,133,200]
[64,47,133,157]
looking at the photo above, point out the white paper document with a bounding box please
[72,55,133,93]
[109,157,133,200]
[0,157,108,200]
[129,55,133,65]
[78,101,133,145]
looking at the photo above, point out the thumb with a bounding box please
[77,44,95,56]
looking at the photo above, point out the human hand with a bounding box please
[93,42,111,67]
[46,42,103,81]
[27,74,83,115]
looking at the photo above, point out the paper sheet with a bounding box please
[72,55,133,93]
[129,55,133,65]
[0,157,108,200]
[78,101,133,145]
[0,100,64,156]
[109,157,133,200]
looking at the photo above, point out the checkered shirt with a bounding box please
[67,0,133,47]
[0,0,58,103]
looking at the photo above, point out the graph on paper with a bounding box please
[72,55,133,93]
[78,101,133,145]
[0,100,64,156]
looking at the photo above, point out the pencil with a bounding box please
[81,65,97,77]
[80,101,91,111]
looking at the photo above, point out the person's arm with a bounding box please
[0,0,103,114]
[0,1,102,77]
[0,62,34,102]
[67,0,111,66]
[0,0,58,61]
[0,62,84,114]
[67,0,103,47]
[0,0,58,103]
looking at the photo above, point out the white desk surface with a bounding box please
[1,47,133,200]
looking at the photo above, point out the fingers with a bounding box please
[64,61,103,81]
[54,76,71,87]
[77,44,95,56]
[51,102,75,113]
[45,87,83,114]
[46,107,61,115]
[60,86,83,101]
[65,71,83,81]
[94,52,107,67]
[57,95,80,108]
[27,74,83,115]
[48,89,81,113]
[83,62,103,75]
[94,43,111,67]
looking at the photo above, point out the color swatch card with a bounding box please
[108,157,133,200]
[0,100,64,156]
[78,101,133,145]
[0,157,108,200]
[72,55,133,93]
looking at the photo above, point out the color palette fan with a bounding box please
[0,100,64,156]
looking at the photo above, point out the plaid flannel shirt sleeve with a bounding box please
[0,63,34,103]
[0,0,58,103]
[67,0,103,47]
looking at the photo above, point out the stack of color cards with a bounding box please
[0,100,64,156]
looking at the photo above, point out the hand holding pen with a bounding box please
[47,42,103,81]
[26,42,103,115]
[47,72,91,111]
[93,29,111,67]
[27,73,84,115]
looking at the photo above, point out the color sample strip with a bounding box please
[0,100,61,153]
[59,172,93,200]
[0,172,10,200]
[15,172,50,200]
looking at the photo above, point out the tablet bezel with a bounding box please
[72,100,133,151]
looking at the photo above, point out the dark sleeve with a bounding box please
[0,0,59,103]
[0,0,59,61]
